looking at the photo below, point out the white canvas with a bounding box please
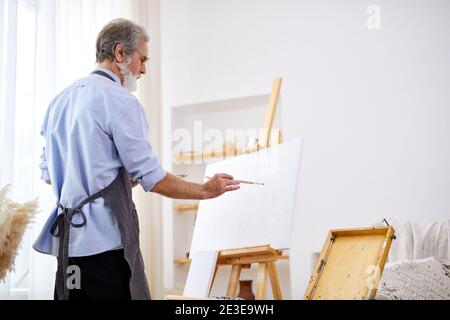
[190,138,303,252]
[183,250,219,298]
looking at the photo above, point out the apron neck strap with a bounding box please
[91,70,117,83]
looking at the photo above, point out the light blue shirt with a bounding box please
[33,67,167,257]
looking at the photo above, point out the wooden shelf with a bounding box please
[173,130,282,162]
[173,204,199,213]
[174,258,191,265]
[173,145,256,162]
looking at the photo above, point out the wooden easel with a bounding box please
[168,78,286,300]
[206,80,284,299]
[209,245,284,300]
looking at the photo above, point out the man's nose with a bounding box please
[140,63,147,75]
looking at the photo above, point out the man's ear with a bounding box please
[114,43,125,63]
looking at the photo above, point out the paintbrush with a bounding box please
[205,176,264,185]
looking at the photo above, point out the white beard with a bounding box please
[118,59,139,93]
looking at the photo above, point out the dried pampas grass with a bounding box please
[0,185,38,281]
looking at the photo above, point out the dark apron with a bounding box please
[50,70,150,300]
[51,168,150,300]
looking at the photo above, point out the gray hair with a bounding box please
[96,18,149,63]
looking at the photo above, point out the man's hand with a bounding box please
[151,172,240,200]
[201,173,240,199]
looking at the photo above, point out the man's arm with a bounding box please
[151,173,240,200]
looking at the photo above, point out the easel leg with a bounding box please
[269,262,283,300]
[209,266,219,296]
[256,262,269,300]
[226,265,241,297]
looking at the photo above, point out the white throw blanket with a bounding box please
[386,217,450,262]
[377,257,450,300]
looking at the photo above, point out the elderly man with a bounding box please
[33,18,240,300]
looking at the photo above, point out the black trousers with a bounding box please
[54,249,131,300]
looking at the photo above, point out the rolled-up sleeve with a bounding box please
[111,98,167,192]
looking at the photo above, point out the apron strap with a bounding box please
[91,70,117,83]
[50,205,86,300]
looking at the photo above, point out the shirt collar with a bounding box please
[93,67,121,85]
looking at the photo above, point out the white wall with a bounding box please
[161,0,450,298]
